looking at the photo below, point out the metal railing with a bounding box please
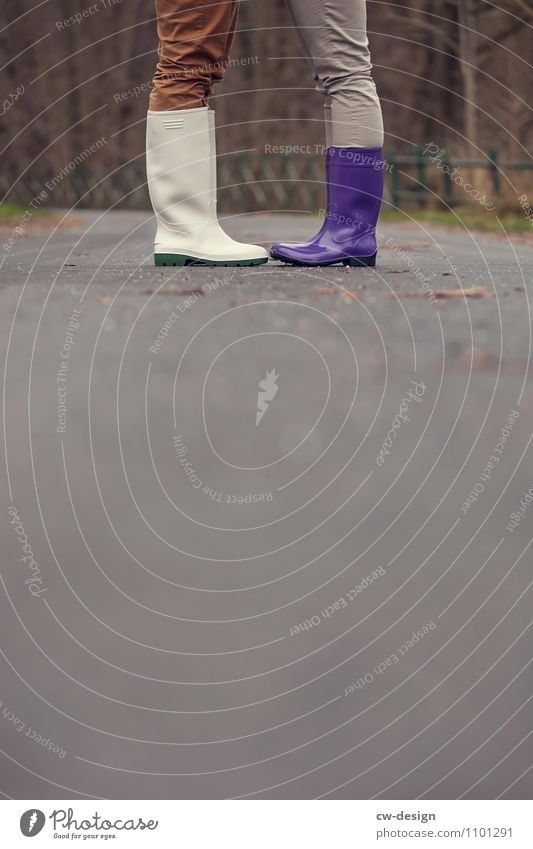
[387,148,533,209]
[1,150,532,213]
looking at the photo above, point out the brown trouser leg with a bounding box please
[149,0,239,111]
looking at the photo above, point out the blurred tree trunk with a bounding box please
[457,0,479,149]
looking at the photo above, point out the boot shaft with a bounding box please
[325,147,384,232]
[146,107,213,230]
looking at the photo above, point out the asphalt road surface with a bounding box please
[1,210,532,799]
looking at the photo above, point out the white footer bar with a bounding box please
[2,799,530,847]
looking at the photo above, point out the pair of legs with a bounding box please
[150,0,383,146]
[146,0,384,267]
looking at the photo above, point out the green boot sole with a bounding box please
[155,254,268,267]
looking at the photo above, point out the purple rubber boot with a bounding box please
[271,147,384,267]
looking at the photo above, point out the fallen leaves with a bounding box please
[313,284,492,303]
[434,287,490,299]
[98,288,205,304]
[141,288,204,297]
[382,287,489,300]
[313,286,359,303]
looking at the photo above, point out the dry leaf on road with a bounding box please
[382,287,489,300]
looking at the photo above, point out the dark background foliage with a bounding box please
[1,0,531,209]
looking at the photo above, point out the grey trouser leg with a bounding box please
[285,0,384,148]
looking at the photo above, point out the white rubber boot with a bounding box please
[146,107,268,267]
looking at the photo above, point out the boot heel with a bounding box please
[155,254,187,267]
[345,252,377,268]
